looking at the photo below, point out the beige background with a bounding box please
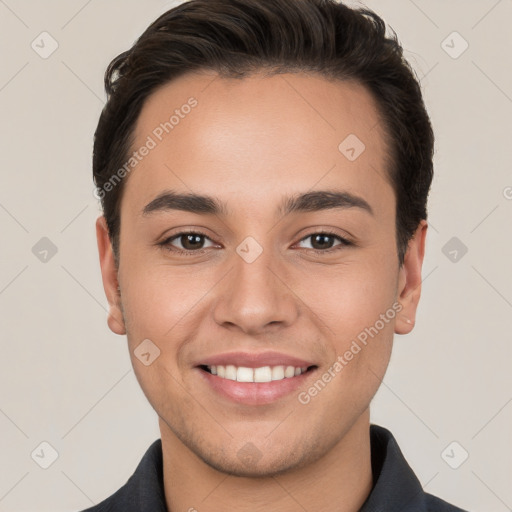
[0,0,511,510]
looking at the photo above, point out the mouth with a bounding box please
[196,361,318,405]
[199,364,317,383]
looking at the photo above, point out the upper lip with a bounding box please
[196,351,316,369]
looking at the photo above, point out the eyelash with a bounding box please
[157,230,353,256]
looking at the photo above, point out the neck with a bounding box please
[160,410,373,512]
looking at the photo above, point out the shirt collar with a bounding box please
[360,424,429,511]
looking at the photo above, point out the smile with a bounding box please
[198,363,318,405]
[203,364,310,382]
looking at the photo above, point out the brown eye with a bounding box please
[310,234,336,250]
[159,231,216,254]
[297,232,352,252]
[178,233,206,250]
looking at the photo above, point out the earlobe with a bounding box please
[394,220,428,335]
[96,216,126,335]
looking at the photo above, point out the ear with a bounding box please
[96,215,126,335]
[395,220,428,335]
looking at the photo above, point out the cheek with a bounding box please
[298,254,398,393]
[120,261,210,335]
[315,259,398,403]
[303,255,399,340]
[118,269,200,415]
[119,264,222,391]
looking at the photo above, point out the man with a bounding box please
[86,0,468,510]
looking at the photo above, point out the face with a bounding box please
[97,71,426,476]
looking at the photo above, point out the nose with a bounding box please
[212,244,299,335]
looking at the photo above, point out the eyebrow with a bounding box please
[141,189,374,218]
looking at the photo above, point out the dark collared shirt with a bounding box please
[79,424,469,511]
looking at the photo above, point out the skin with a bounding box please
[97,70,427,512]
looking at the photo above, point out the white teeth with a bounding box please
[254,366,272,382]
[236,366,254,382]
[206,364,309,382]
[271,365,285,380]
[225,364,237,381]
[284,366,295,378]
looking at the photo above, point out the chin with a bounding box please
[198,448,311,478]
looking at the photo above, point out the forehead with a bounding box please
[123,70,393,218]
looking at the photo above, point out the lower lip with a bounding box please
[197,367,316,405]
